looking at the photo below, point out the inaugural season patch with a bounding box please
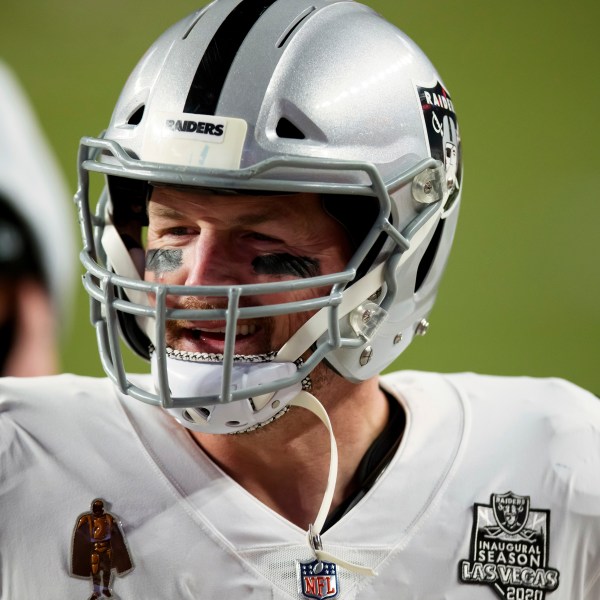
[459,492,560,599]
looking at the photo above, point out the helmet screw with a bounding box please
[359,346,373,366]
[415,319,429,336]
[423,181,433,194]
[393,333,403,345]
[362,309,373,323]
[368,288,382,301]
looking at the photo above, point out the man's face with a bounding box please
[144,187,353,358]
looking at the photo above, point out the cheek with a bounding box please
[145,248,183,274]
[144,248,188,283]
[251,254,320,278]
[143,248,190,310]
[262,284,330,339]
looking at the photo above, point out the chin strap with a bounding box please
[276,263,385,364]
[101,222,155,343]
[291,391,377,577]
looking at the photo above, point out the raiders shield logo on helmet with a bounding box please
[416,80,462,214]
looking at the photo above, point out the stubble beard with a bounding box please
[162,296,343,437]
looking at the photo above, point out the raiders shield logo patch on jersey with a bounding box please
[297,559,339,600]
[459,492,560,599]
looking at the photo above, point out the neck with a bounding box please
[190,373,390,530]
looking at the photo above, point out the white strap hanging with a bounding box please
[291,391,377,577]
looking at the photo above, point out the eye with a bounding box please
[165,226,196,237]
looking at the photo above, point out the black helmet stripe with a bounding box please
[184,0,279,115]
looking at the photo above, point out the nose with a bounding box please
[184,229,242,287]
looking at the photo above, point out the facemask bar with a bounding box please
[76,136,444,409]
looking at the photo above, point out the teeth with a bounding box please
[191,323,257,336]
[238,324,256,336]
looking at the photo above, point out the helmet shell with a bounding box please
[80,0,462,406]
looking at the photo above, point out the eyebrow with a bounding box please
[148,202,288,228]
[148,205,184,221]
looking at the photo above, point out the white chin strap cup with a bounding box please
[150,352,301,434]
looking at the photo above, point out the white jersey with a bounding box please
[0,371,598,599]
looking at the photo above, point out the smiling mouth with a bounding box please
[187,322,258,341]
[167,320,267,355]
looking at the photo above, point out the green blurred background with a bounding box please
[1,0,598,392]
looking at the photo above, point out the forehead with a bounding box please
[148,186,325,226]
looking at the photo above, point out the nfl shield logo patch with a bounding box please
[297,559,339,600]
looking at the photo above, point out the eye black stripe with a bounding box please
[184,0,279,115]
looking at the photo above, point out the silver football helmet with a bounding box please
[76,0,462,433]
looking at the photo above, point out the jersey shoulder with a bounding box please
[0,374,120,459]
[383,369,599,420]
[384,369,600,513]
[0,373,115,409]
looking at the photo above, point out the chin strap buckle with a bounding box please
[308,523,323,555]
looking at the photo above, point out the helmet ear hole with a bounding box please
[276,117,305,140]
[127,105,145,126]
[414,218,445,293]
